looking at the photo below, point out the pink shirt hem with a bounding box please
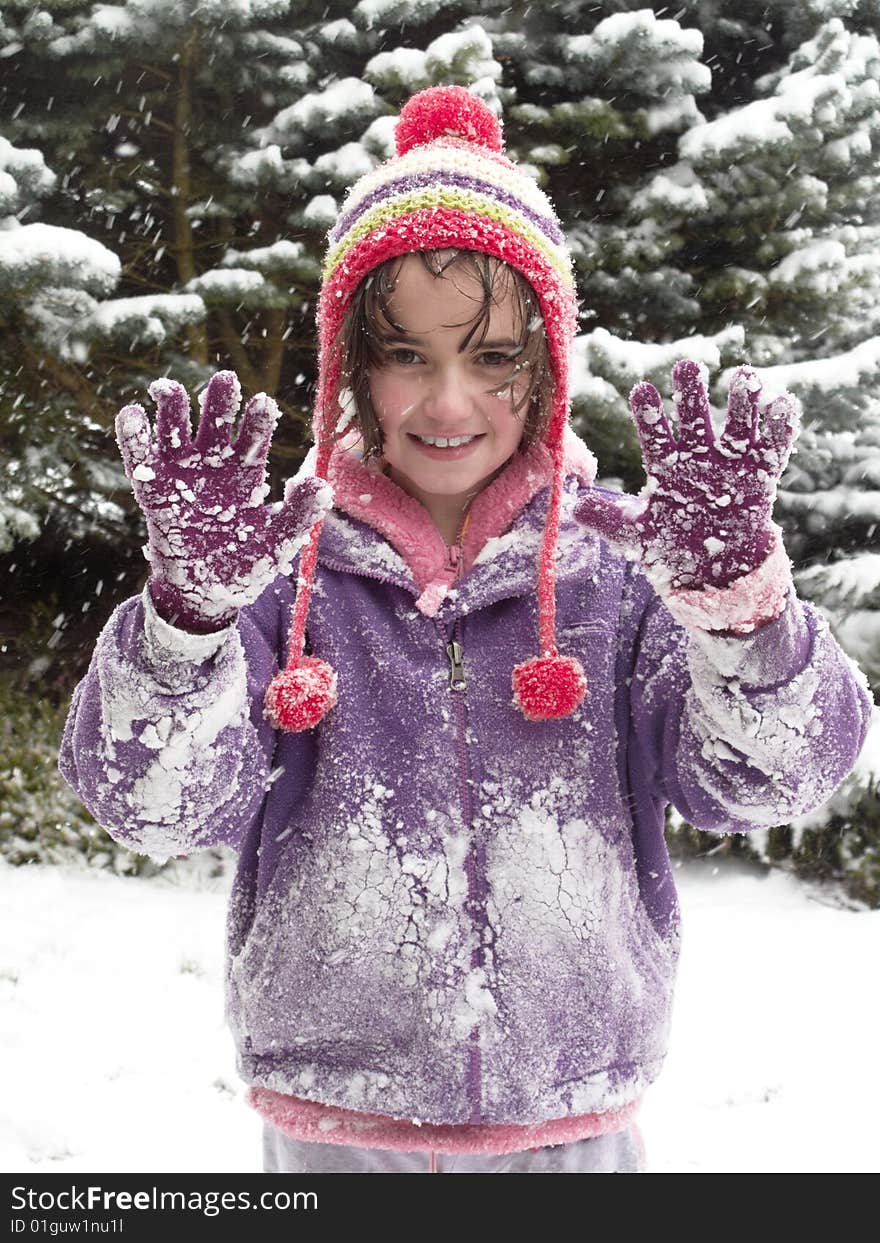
[249,1086,641,1155]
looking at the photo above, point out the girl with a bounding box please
[59,86,872,1174]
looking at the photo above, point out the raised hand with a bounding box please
[116,370,333,633]
[574,359,801,593]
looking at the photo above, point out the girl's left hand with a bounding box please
[574,359,801,592]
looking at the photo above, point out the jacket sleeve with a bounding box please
[57,581,290,862]
[627,569,874,834]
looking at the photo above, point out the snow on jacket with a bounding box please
[58,428,873,1134]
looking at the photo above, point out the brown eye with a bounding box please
[387,348,420,365]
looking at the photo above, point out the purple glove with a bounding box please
[115,370,333,634]
[575,359,801,593]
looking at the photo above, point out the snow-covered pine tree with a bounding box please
[0,0,331,557]
[0,123,129,542]
[0,0,341,681]
[626,4,880,859]
[0,129,141,872]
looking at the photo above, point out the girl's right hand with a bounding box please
[115,370,333,634]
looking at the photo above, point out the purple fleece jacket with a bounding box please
[58,443,872,1128]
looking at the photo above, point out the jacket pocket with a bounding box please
[558,619,613,637]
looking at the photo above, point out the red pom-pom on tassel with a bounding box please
[511,654,586,722]
[395,85,503,156]
[264,657,338,732]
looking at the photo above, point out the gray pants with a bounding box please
[263,1120,645,1173]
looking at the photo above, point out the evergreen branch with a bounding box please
[216,310,260,392]
[117,267,175,293]
[107,109,175,135]
[171,26,207,365]
[29,484,117,522]
[131,63,174,84]
[20,347,100,420]
[262,306,287,396]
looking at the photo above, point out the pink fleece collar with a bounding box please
[326,426,597,617]
[249,1085,640,1155]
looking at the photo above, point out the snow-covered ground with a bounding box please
[1,853,877,1174]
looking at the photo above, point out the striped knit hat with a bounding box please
[265,84,586,732]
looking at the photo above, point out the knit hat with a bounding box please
[264,84,586,732]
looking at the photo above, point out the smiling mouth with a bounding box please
[407,433,486,448]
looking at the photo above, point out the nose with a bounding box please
[422,365,475,428]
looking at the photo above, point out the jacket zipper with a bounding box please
[435,612,483,1123]
[446,637,466,690]
[322,545,484,1121]
[446,523,484,1121]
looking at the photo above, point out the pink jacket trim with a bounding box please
[326,426,597,617]
[248,1086,641,1155]
[658,524,793,634]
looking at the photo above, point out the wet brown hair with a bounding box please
[328,248,554,459]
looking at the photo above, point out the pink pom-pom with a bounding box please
[264,657,338,732]
[395,85,503,156]
[511,654,586,722]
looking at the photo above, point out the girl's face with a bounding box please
[366,253,530,530]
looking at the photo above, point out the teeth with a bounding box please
[415,434,477,447]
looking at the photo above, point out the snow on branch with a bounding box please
[0,222,119,297]
[0,495,40,555]
[796,553,880,611]
[313,142,376,185]
[573,324,745,400]
[630,161,710,216]
[355,0,458,29]
[769,239,880,297]
[0,136,56,216]
[262,78,377,146]
[563,9,710,97]
[721,337,880,401]
[220,241,305,273]
[185,268,267,302]
[680,19,880,167]
[366,26,503,96]
[225,145,311,192]
[79,292,206,347]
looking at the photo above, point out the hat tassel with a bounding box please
[511,442,587,722]
[264,441,339,733]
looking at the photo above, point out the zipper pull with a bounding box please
[446,639,467,691]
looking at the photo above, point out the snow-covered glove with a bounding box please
[115,370,333,634]
[574,360,801,629]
